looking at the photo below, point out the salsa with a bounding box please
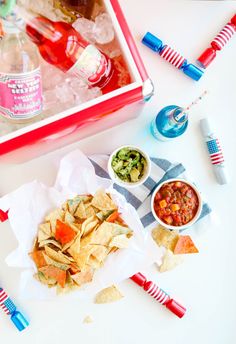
[153,181,199,226]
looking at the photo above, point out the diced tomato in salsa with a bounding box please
[153,181,199,226]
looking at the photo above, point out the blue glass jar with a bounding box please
[150,105,188,141]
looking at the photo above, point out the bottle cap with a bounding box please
[0,0,16,17]
[197,47,217,68]
[173,107,188,124]
[182,62,204,81]
[2,16,21,33]
[142,32,163,52]
[11,311,29,332]
[165,299,186,318]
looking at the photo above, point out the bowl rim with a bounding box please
[107,145,151,188]
[150,178,203,230]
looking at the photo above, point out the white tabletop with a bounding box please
[0,1,236,343]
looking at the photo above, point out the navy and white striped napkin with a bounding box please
[89,155,211,231]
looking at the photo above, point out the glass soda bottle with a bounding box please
[25,16,120,94]
[2,2,123,95]
[56,0,96,19]
[0,15,43,123]
[150,105,188,141]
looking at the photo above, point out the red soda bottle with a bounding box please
[25,16,120,94]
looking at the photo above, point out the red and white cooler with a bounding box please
[0,0,154,161]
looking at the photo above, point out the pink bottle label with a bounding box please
[0,67,42,120]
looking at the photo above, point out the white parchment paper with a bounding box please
[0,150,162,299]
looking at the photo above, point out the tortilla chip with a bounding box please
[39,265,67,288]
[61,236,77,253]
[39,222,52,236]
[91,222,132,246]
[91,245,108,262]
[56,272,79,294]
[67,234,82,260]
[45,209,64,222]
[109,234,130,249]
[32,237,38,251]
[44,246,71,264]
[30,250,47,268]
[87,256,101,269]
[74,201,87,219]
[68,196,81,214]
[85,205,97,218]
[108,246,118,254]
[91,190,117,211]
[71,267,94,286]
[83,316,93,324]
[81,216,93,232]
[34,271,57,286]
[80,195,93,203]
[72,246,95,269]
[38,239,62,249]
[38,230,50,243]
[65,256,76,263]
[152,225,179,252]
[95,285,123,304]
[69,223,81,233]
[64,211,75,225]
[43,253,70,270]
[62,201,69,212]
[159,249,184,272]
[56,282,79,295]
[55,219,77,244]
[82,218,99,238]
[69,263,80,274]
[174,235,199,254]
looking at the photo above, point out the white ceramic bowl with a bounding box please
[108,145,151,188]
[151,178,203,230]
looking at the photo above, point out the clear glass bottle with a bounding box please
[0,17,42,123]
[57,0,95,19]
[150,105,188,141]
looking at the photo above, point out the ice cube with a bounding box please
[97,40,121,58]
[69,77,88,93]
[43,89,59,110]
[93,13,115,44]
[40,60,66,91]
[55,84,75,103]
[74,87,102,105]
[72,18,96,44]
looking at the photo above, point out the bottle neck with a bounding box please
[2,11,23,34]
[2,4,62,44]
[169,107,188,126]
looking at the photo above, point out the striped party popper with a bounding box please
[142,32,204,81]
[0,287,29,331]
[130,273,186,318]
[197,14,236,68]
[200,118,228,185]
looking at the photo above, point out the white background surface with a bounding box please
[0,1,236,343]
